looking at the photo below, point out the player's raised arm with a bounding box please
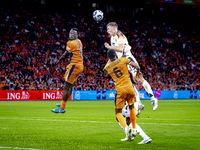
[129,61,140,72]
[104,42,124,52]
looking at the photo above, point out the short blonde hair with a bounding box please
[106,22,118,28]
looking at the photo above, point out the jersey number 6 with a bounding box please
[113,67,123,78]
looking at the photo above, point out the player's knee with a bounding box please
[135,77,143,85]
[129,104,134,110]
[64,82,73,91]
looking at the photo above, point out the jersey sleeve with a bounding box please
[66,41,75,53]
[117,34,126,44]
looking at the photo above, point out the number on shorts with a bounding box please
[113,67,123,78]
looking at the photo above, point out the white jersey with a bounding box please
[110,30,138,76]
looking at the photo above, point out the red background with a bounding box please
[0,90,72,101]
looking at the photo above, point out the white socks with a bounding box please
[142,80,155,99]
[133,85,140,110]
[129,123,149,140]
[119,121,149,140]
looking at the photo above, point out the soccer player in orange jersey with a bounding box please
[51,28,84,113]
[104,49,140,141]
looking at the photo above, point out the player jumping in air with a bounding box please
[51,28,84,113]
[104,22,158,113]
[104,49,140,141]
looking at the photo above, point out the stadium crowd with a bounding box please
[0,7,200,91]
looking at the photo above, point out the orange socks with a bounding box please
[129,107,136,129]
[60,100,67,110]
[116,113,127,129]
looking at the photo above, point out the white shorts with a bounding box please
[122,104,130,117]
[126,55,138,77]
[122,103,139,117]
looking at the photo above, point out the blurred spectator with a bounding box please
[9,80,15,90]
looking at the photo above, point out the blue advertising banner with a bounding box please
[73,90,116,100]
[72,90,200,100]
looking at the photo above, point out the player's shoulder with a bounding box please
[119,57,130,63]
[119,57,126,61]
[67,39,78,45]
[104,64,108,69]
[104,64,109,70]
[67,39,81,48]
[67,40,73,47]
[76,38,82,44]
[117,30,126,39]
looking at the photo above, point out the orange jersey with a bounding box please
[104,57,132,89]
[66,39,83,64]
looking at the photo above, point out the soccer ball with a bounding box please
[93,10,104,21]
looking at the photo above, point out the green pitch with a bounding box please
[0,100,200,150]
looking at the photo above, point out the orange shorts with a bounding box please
[64,63,84,84]
[115,85,136,109]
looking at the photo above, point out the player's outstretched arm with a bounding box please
[56,51,71,65]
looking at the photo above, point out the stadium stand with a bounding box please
[0,7,199,91]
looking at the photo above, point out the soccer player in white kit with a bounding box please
[104,22,158,112]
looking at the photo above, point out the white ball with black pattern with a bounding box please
[93,10,104,21]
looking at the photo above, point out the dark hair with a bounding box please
[106,22,118,28]
[71,28,79,35]
[107,49,116,59]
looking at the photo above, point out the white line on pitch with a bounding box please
[139,118,200,121]
[0,146,43,150]
[0,117,200,127]
[29,116,200,121]
[138,123,200,126]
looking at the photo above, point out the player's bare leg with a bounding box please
[128,104,137,137]
[135,72,158,111]
[51,82,73,113]
[133,85,144,117]
[60,82,73,109]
